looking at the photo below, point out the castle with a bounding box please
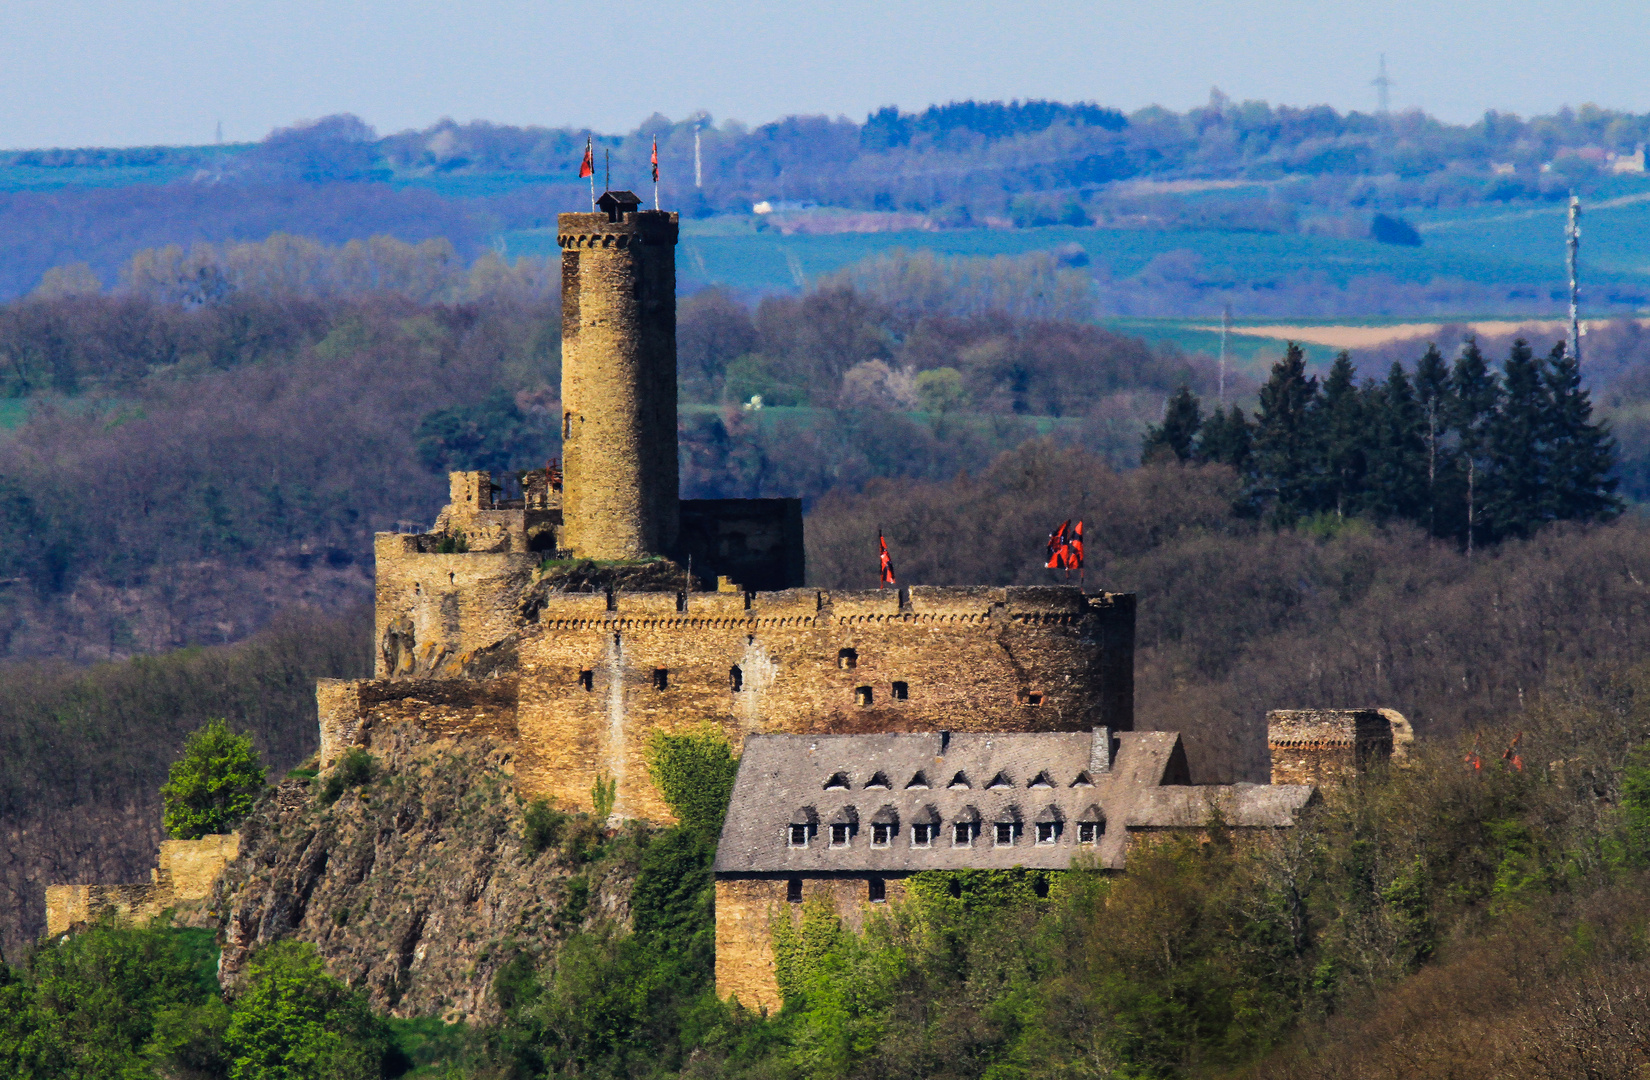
[47,190,1409,1014]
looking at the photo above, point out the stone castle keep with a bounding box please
[48,191,1410,1014]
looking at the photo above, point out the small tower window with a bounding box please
[787,877,803,903]
[953,822,973,847]
[871,823,894,847]
[830,823,850,847]
[868,877,886,903]
[855,686,873,706]
[994,822,1016,846]
[1036,822,1057,845]
[912,823,933,848]
[789,824,809,847]
[838,648,858,670]
[653,668,669,690]
[579,670,594,691]
[730,666,743,692]
[891,681,909,700]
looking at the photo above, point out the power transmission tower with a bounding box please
[1372,54,1391,115]
[1567,194,1582,364]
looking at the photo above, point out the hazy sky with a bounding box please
[1,0,1645,149]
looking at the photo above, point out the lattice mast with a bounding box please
[1567,194,1582,364]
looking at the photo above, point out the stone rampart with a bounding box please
[1268,709,1401,785]
[45,833,240,935]
[373,534,539,678]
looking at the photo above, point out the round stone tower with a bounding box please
[557,192,680,559]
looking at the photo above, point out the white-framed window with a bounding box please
[953,822,973,847]
[994,822,1015,846]
[789,824,809,848]
[872,823,894,847]
[830,823,850,847]
[1079,822,1103,843]
[912,823,934,848]
[1035,822,1057,845]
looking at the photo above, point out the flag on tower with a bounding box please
[1045,520,1071,570]
[578,137,594,178]
[878,533,897,588]
[1070,520,1084,577]
[651,138,659,183]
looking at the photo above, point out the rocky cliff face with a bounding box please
[211,721,643,1023]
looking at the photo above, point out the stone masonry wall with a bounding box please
[373,534,538,679]
[45,833,240,935]
[714,875,909,1011]
[1268,709,1397,785]
[511,586,1132,821]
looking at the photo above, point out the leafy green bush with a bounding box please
[644,724,739,838]
[319,748,377,807]
[161,718,267,839]
[522,797,568,857]
[224,939,390,1080]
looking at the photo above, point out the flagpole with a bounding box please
[605,149,610,194]
[586,137,595,210]
[878,528,883,589]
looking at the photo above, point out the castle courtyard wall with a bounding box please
[373,535,539,678]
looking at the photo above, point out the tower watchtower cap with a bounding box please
[597,190,643,221]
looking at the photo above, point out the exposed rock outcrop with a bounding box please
[213,721,643,1023]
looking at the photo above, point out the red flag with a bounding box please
[578,137,594,179]
[651,138,659,183]
[878,533,896,587]
[1069,520,1084,572]
[1045,520,1071,569]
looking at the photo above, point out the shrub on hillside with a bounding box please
[161,719,266,840]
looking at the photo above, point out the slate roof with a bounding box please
[713,730,1316,874]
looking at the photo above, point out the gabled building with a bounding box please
[713,722,1350,1010]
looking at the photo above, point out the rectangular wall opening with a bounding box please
[868,877,886,903]
[579,670,594,691]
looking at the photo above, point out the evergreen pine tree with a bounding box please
[1141,384,1203,463]
[1364,361,1428,521]
[1483,338,1552,541]
[1543,341,1622,524]
[1413,343,1454,537]
[1449,337,1500,555]
[1197,406,1253,470]
[1252,343,1322,521]
[1315,352,1368,518]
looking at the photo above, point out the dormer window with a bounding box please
[823,772,850,790]
[789,824,809,847]
[947,771,971,790]
[1070,771,1095,788]
[865,771,891,789]
[830,823,850,847]
[872,823,894,846]
[912,823,934,847]
[1028,771,1054,789]
[1036,822,1057,844]
[953,822,973,847]
[1077,804,1105,844]
[994,822,1016,846]
[986,771,1013,790]
[906,770,930,790]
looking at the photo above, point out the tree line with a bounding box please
[1144,339,1621,548]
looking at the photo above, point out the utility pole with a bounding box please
[1567,194,1582,364]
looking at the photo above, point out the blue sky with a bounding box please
[1,0,1645,149]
